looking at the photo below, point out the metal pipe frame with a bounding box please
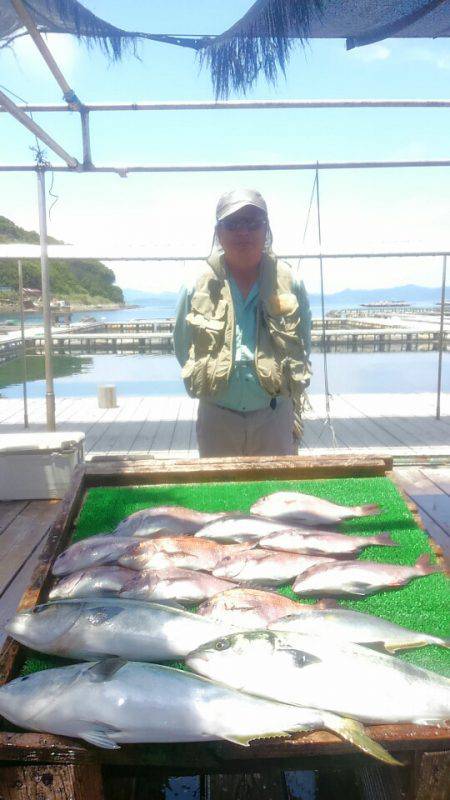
[436,255,448,420]
[0,89,79,168]
[1,248,450,262]
[36,170,56,431]
[17,259,29,429]
[3,99,450,112]
[2,158,450,174]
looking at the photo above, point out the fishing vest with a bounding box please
[181,251,311,434]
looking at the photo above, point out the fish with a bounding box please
[0,659,398,762]
[292,554,442,597]
[118,567,238,605]
[212,550,335,586]
[250,492,381,526]
[6,598,238,662]
[186,629,450,727]
[195,514,294,543]
[118,537,252,572]
[269,606,450,653]
[114,506,223,537]
[50,566,237,605]
[49,566,137,600]
[196,588,305,629]
[259,530,396,557]
[52,535,135,576]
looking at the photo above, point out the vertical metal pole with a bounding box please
[436,254,447,420]
[36,168,56,430]
[17,259,29,428]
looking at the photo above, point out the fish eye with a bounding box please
[215,639,230,651]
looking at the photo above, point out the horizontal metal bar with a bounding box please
[2,158,450,174]
[0,90,79,169]
[0,245,449,261]
[2,99,450,113]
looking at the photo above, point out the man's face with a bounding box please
[217,205,267,269]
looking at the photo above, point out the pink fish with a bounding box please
[259,530,396,557]
[251,492,381,526]
[212,549,335,586]
[292,555,442,597]
[196,588,305,629]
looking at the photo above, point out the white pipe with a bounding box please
[3,99,450,112]
[36,170,56,431]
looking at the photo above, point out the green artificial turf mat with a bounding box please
[21,476,450,679]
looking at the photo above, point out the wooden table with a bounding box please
[0,455,448,800]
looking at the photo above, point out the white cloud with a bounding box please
[348,44,391,63]
[4,33,78,80]
[403,46,450,70]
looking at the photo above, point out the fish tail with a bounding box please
[416,554,441,576]
[355,504,381,517]
[371,532,396,547]
[321,712,402,766]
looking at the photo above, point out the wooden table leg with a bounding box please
[412,751,450,800]
[0,764,104,800]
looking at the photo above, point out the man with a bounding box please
[174,188,312,457]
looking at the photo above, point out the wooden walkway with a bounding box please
[1,391,450,460]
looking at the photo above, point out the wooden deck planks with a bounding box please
[393,467,450,558]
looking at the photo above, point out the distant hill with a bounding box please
[0,216,124,305]
[124,284,448,307]
[309,285,449,305]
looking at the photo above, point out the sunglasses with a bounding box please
[219,216,267,231]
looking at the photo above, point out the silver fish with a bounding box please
[260,530,395,557]
[270,607,450,652]
[251,492,381,526]
[114,506,223,537]
[195,514,293,543]
[292,554,442,597]
[50,565,237,605]
[52,535,135,576]
[187,629,450,726]
[6,599,238,661]
[213,550,335,586]
[49,566,137,600]
[0,659,397,762]
[118,537,251,572]
[197,588,305,629]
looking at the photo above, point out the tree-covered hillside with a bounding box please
[0,216,124,305]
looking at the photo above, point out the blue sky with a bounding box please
[1,1,450,293]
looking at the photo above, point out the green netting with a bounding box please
[22,476,450,678]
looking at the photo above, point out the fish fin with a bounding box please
[356,504,381,517]
[277,646,321,669]
[362,641,395,653]
[222,730,293,747]
[85,658,127,683]
[416,554,441,576]
[314,599,340,609]
[81,724,121,750]
[321,712,402,766]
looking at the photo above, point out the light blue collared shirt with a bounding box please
[174,264,311,412]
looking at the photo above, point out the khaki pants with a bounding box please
[196,399,298,458]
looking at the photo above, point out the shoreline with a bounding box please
[0,302,138,315]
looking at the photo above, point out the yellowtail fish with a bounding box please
[0,659,398,763]
[270,606,450,653]
[251,492,381,526]
[187,630,450,727]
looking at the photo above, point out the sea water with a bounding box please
[1,351,448,399]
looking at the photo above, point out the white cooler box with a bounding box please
[0,432,85,500]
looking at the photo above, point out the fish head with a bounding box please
[6,601,83,648]
[48,570,89,600]
[186,629,279,687]
[52,540,97,576]
[212,554,247,579]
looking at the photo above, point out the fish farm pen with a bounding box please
[0,455,448,800]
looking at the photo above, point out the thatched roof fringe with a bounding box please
[198,0,323,98]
